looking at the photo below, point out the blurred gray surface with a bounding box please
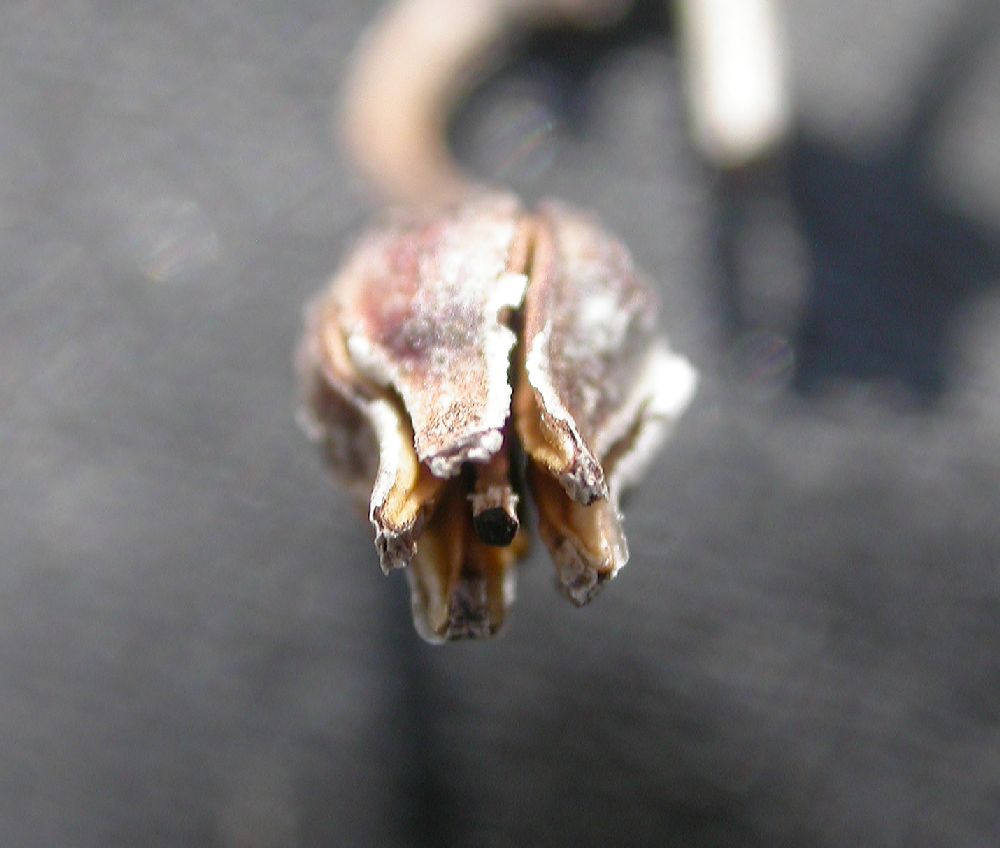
[2,1,1000,845]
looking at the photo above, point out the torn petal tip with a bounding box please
[426,428,504,478]
[557,563,608,607]
[552,521,628,607]
[560,456,608,506]
[374,526,417,573]
[445,575,505,640]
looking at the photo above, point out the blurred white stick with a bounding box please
[676,0,791,168]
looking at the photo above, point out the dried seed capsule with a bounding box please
[298,192,696,641]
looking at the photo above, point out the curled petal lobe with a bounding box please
[516,203,697,602]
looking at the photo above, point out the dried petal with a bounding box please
[299,295,445,573]
[527,463,627,605]
[408,480,525,643]
[296,331,380,513]
[516,203,697,603]
[331,192,529,477]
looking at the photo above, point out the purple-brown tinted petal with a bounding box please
[333,192,529,478]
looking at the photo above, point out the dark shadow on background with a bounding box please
[457,0,1000,405]
[450,0,673,155]
[716,0,1000,402]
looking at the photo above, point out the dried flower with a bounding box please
[298,192,696,642]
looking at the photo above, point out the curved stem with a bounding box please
[341,0,633,206]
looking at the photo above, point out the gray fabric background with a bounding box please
[2,1,999,845]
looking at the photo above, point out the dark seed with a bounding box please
[473,506,519,547]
